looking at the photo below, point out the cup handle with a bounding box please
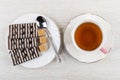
[100,47,111,54]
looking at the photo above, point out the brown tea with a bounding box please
[74,22,103,51]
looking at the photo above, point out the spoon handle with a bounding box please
[46,29,61,63]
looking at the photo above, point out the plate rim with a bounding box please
[7,13,61,68]
[64,14,113,63]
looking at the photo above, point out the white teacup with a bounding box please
[64,14,113,62]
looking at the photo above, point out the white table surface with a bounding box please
[0,0,120,80]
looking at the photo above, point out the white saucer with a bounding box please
[64,14,113,63]
[8,13,61,68]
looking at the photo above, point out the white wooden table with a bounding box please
[0,0,120,80]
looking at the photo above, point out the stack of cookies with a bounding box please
[8,23,49,66]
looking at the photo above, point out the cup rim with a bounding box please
[71,14,108,53]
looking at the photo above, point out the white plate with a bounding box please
[64,14,113,63]
[8,13,60,68]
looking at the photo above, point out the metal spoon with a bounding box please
[36,16,61,63]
